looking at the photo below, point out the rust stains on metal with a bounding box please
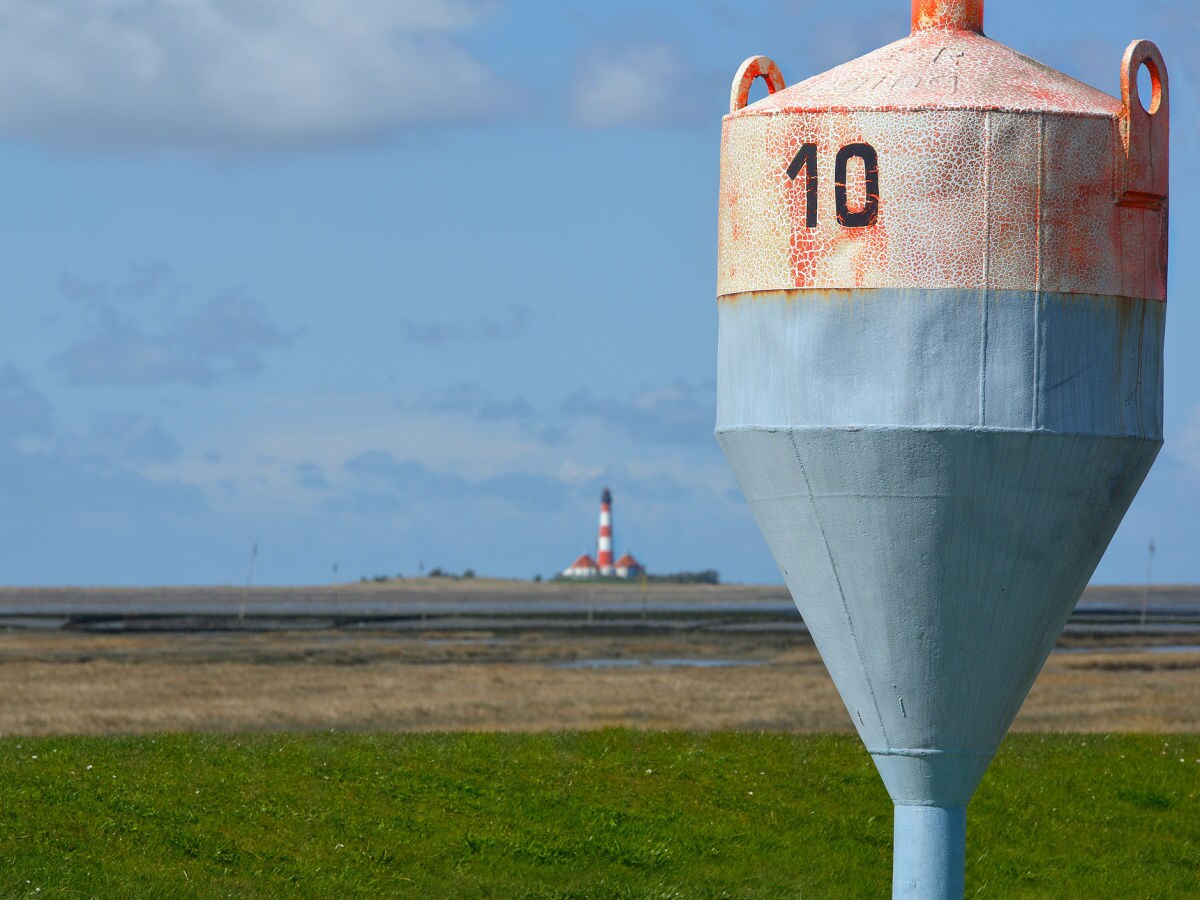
[911,0,984,34]
[717,34,1169,303]
[730,56,785,114]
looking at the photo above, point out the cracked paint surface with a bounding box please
[718,28,1168,300]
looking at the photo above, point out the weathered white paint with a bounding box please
[718,35,1168,302]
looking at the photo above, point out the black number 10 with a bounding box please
[787,142,879,229]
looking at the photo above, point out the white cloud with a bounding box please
[569,42,696,129]
[0,0,512,151]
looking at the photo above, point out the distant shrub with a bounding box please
[462,569,475,579]
[646,570,720,585]
[551,570,718,585]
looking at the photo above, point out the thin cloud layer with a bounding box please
[1173,403,1200,476]
[401,304,530,345]
[0,366,203,548]
[0,364,181,466]
[67,413,182,467]
[0,0,512,151]
[0,440,205,520]
[562,381,713,444]
[408,382,535,421]
[569,42,700,128]
[337,448,696,518]
[55,291,293,387]
[0,364,53,439]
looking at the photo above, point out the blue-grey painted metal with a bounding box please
[893,805,966,898]
[718,289,1164,435]
[716,285,1163,898]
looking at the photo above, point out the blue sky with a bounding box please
[1,0,1196,586]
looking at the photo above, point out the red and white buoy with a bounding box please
[596,488,615,575]
[716,1,1168,894]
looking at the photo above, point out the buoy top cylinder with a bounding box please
[720,2,1168,306]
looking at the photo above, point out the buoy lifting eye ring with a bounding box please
[730,56,785,114]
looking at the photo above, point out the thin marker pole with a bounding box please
[1139,537,1155,631]
[240,540,257,623]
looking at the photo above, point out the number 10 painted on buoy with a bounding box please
[787,142,880,228]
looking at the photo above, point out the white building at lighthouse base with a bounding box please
[562,555,599,579]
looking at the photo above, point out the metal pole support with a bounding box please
[892,805,966,899]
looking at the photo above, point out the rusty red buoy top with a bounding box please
[911,0,983,33]
[720,0,1168,302]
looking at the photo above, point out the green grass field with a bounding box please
[0,731,1195,897]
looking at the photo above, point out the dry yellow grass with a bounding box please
[0,630,1194,735]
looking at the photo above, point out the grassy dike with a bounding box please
[0,731,1195,897]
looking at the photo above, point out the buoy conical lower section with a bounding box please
[719,426,1158,798]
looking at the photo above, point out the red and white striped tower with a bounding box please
[596,487,614,576]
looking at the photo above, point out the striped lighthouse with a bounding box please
[596,488,614,576]
[561,488,644,579]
